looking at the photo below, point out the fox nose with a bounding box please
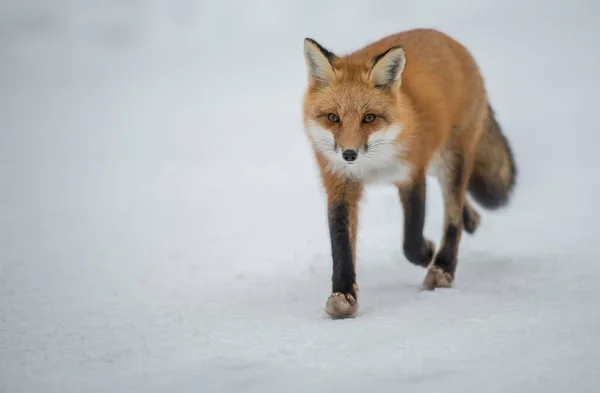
[342,150,358,162]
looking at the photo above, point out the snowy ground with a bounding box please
[2,0,600,392]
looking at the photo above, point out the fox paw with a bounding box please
[404,239,436,267]
[325,292,358,319]
[463,204,481,234]
[422,266,453,290]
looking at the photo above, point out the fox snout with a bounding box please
[335,133,367,164]
[336,141,364,164]
[342,149,358,162]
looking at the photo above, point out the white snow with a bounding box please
[2,0,600,392]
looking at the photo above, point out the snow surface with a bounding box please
[2,0,600,392]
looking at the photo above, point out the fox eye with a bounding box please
[327,113,340,123]
[363,114,376,123]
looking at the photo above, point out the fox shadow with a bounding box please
[351,248,536,317]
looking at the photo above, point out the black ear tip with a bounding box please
[304,37,336,62]
[372,44,406,65]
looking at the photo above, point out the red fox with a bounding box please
[302,28,517,319]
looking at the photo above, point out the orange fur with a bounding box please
[302,28,516,318]
[303,28,487,177]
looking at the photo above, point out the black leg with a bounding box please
[328,201,356,298]
[432,224,460,275]
[399,176,435,267]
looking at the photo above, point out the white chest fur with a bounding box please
[361,160,413,185]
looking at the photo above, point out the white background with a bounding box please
[1,0,599,392]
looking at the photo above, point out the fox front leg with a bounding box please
[398,172,435,268]
[323,179,363,319]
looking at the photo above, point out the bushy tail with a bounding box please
[467,104,517,210]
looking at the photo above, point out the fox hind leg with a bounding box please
[462,200,481,234]
[423,148,475,290]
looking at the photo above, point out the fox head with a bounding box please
[302,38,413,181]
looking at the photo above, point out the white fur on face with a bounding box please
[305,121,413,184]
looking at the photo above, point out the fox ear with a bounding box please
[303,38,337,86]
[369,45,406,89]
